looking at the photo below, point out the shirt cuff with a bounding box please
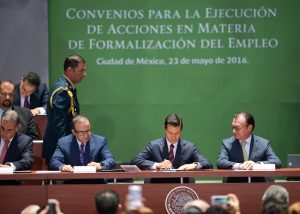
[5,162,16,171]
[37,107,46,115]
[232,163,241,170]
[194,162,202,169]
[151,163,158,170]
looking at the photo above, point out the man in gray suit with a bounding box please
[217,112,281,182]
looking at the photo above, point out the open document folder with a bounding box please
[120,165,141,172]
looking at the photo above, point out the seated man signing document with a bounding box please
[131,113,212,182]
[49,115,116,184]
[216,112,281,182]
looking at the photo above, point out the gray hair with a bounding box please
[71,114,90,129]
[1,110,21,126]
[262,185,289,209]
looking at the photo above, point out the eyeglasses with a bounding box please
[74,129,92,136]
[232,126,247,132]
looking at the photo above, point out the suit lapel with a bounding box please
[84,135,96,163]
[249,134,258,161]
[232,139,245,163]
[173,140,182,168]
[70,137,81,165]
[30,93,37,108]
[162,138,169,160]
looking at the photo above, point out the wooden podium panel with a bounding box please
[0,186,47,213]
[34,115,47,140]
[0,169,299,213]
[47,183,300,214]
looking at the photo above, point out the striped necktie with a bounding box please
[169,144,175,163]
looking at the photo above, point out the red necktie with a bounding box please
[169,144,174,163]
[24,96,30,108]
[0,140,9,164]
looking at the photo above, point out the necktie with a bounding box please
[169,144,175,163]
[241,141,248,161]
[24,96,30,108]
[79,143,85,166]
[0,140,9,164]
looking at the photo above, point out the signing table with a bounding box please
[0,169,299,214]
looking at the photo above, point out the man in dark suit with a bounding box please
[131,113,212,183]
[42,54,87,162]
[0,110,34,171]
[13,71,49,116]
[49,115,116,184]
[216,112,281,182]
[0,80,38,139]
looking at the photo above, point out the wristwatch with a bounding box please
[100,162,105,169]
[193,162,199,169]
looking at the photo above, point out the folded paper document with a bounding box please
[73,166,96,173]
[0,167,13,174]
[252,164,275,170]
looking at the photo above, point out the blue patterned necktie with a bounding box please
[79,143,85,166]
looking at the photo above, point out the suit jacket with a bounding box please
[216,134,281,182]
[49,134,116,184]
[131,138,212,183]
[13,83,49,110]
[2,133,34,170]
[11,105,38,139]
[42,75,80,161]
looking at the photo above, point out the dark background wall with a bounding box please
[0,0,48,84]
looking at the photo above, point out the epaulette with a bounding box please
[49,86,75,116]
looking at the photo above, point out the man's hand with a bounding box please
[61,164,73,172]
[39,199,64,214]
[0,164,11,168]
[31,108,40,116]
[227,193,241,214]
[123,194,153,214]
[177,163,197,171]
[156,160,173,170]
[87,162,102,170]
[239,160,256,170]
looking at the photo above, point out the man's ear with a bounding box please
[248,124,253,132]
[71,129,75,136]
